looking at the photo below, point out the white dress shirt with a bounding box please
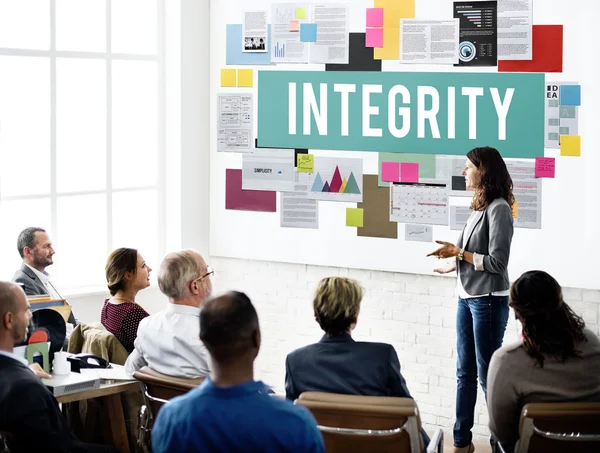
[125,303,211,378]
[25,264,62,300]
[0,349,29,367]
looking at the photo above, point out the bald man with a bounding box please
[151,291,325,453]
[0,281,116,453]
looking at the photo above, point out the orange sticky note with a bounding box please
[290,19,300,32]
[512,200,518,218]
[560,135,581,156]
[374,0,415,60]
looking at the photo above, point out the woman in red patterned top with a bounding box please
[100,248,152,353]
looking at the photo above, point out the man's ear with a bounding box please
[2,312,13,331]
[252,328,261,351]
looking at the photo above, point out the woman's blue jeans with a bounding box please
[453,295,509,448]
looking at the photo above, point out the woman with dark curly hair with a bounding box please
[427,146,515,453]
[487,270,600,452]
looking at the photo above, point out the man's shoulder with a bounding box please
[266,396,319,431]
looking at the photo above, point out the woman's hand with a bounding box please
[427,240,461,259]
[433,262,457,274]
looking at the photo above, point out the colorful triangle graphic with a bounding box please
[329,166,343,192]
[322,181,331,192]
[311,173,324,192]
[339,177,347,193]
[344,172,361,195]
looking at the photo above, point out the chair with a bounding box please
[132,366,204,452]
[296,392,444,453]
[497,402,600,453]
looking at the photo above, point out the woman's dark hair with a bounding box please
[510,270,587,368]
[467,146,515,211]
[105,248,138,296]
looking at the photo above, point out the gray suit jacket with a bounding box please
[456,198,514,295]
[13,263,76,325]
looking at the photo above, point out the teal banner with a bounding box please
[257,71,544,158]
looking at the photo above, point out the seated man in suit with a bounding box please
[285,276,430,446]
[125,249,212,378]
[151,291,325,453]
[13,227,76,327]
[0,281,116,453]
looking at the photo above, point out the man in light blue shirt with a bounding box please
[151,291,324,453]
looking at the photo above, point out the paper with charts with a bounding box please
[390,182,449,225]
[307,157,363,202]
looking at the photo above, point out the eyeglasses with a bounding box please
[193,265,214,283]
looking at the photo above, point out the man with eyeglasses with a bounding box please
[125,250,214,378]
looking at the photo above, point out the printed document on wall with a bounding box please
[310,4,349,64]
[506,160,542,229]
[242,149,296,192]
[436,155,470,197]
[545,81,579,149]
[497,0,532,60]
[281,192,319,229]
[307,157,363,202]
[271,3,310,63]
[400,19,459,65]
[217,94,253,153]
[450,205,471,230]
[242,11,268,52]
[390,182,449,225]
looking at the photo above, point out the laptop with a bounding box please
[42,372,101,397]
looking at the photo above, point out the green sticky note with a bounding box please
[297,154,314,173]
[346,208,364,227]
[296,7,306,19]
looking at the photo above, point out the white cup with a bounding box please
[53,351,71,375]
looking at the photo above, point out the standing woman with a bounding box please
[427,146,515,453]
[101,247,152,353]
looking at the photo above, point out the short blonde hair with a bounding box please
[158,250,203,299]
[313,277,363,336]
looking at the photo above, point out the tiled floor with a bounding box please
[443,438,492,453]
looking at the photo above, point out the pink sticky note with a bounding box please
[290,19,300,32]
[535,157,555,178]
[381,162,400,182]
[366,8,384,27]
[365,27,383,48]
[400,163,419,183]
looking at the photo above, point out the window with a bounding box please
[0,0,165,293]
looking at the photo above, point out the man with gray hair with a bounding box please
[125,250,213,378]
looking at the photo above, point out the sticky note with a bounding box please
[381,162,400,182]
[400,163,419,183]
[366,8,384,27]
[290,19,300,32]
[512,200,518,218]
[220,68,236,87]
[300,23,317,42]
[374,27,399,59]
[346,208,364,227]
[297,154,314,173]
[296,7,306,19]
[560,85,581,106]
[237,69,253,87]
[365,27,384,48]
[560,135,581,157]
[535,157,555,178]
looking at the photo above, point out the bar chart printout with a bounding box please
[454,0,497,66]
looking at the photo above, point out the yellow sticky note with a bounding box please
[374,0,415,60]
[297,154,314,173]
[512,200,518,218]
[346,208,364,227]
[237,69,253,87]
[560,135,581,157]
[220,68,236,87]
[296,7,306,19]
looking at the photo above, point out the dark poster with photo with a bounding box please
[454,1,497,66]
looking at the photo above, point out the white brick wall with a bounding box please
[210,256,600,441]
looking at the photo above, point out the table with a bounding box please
[58,380,140,453]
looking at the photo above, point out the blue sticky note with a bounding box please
[300,23,317,42]
[560,84,581,106]
[226,24,275,65]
